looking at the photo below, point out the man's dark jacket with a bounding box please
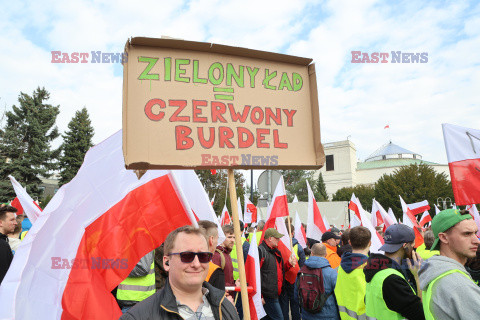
[0,232,13,285]
[120,279,239,320]
[258,241,285,299]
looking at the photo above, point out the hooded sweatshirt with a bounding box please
[340,252,368,273]
[418,255,480,320]
[364,253,425,320]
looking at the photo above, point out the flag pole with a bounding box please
[228,169,251,320]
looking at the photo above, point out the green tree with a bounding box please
[374,164,453,220]
[58,107,94,186]
[332,184,375,211]
[316,172,328,201]
[195,169,246,216]
[280,170,316,202]
[0,87,60,202]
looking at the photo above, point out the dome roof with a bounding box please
[365,141,422,162]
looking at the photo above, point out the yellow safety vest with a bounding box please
[117,261,155,302]
[231,237,246,280]
[20,231,28,240]
[365,268,415,320]
[248,231,263,246]
[335,264,367,320]
[422,269,471,320]
[416,244,439,260]
[293,243,300,260]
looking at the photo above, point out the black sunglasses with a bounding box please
[168,251,213,263]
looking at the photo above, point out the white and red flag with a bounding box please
[466,204,480,237]
[371,200,385,228]
[372,199,396,230]
[294,212,307,249]
[306,180,329,242]
[260,176,289,241]
[405,200,430,216]
[356,197,384,253]
[275,217,299,284]
[400,196,424,248]
[0,131,197,320]
[237,197,244,223]
[419,211,432,228]
[220,205,232,226]
[387,208,398,223]
[434,204,441,214]
[292,195,299,203]
[210,194,215,206]
[442,123,480,205]
[348,193,362,228]
[8,175,43,223]
[244,196,257,224]
[245,231,266,320]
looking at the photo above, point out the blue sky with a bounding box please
[1,0,479,182]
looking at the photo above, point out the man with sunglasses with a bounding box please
[419,209,480,320]
[121,225,239,320]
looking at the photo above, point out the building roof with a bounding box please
[365,141,421,162]
[357,158,441,170]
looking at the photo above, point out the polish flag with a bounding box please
[237,198,244,223]
[384,125,390,129]
[260,176,289,242]
[220,205,231,226]
[348,193,362,228]
[294,212,307,249]
[244,196,257,224]
[406,200,431,216]
[275,217,299,284]
[372,199,396,231]
[292,195,299,203]
[465,204,480,237]
[434,204,441,214]
[245,231,266,320]
[371,200,385,227]
[9,176,43,223]
[306,180,329,242]
[400,196,424,248]
[0,131,197,320]
[419,211,432,228]
[442,123,480,205]
[210,194,215,206]
[387,208,398,223]
[356,197,384,253]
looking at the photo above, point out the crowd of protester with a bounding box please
[2,204,480,319]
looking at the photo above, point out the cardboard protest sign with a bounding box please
[122,37,324,169]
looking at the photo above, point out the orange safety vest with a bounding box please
[206,262,220,281]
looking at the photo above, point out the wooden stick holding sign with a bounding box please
[227,169,251,320]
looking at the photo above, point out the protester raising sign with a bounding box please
[122,37,324,170]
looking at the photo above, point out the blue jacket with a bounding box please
[295,256,340,320]
[292,237,306,268]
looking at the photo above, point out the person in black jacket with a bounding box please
[121,225,239,320]
[1,205,18,285]
[364,224,425,320]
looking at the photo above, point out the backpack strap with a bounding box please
[215,248,226,270]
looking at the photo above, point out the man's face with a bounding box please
[326,238,337,247]
[0,212,18,234]
[223,233,235,250]
[441,219,480,260]
[267,236,280,248]
[164,232,209,292]
[402,241,415,259]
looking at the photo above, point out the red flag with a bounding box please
[260,176,289,243]
[400,196,424,248]
[405,200,430,215]
[419,211,432,227]
[276,217,300,284]
[306,180,328,242]
[0,131,197,320]
[294,212,307,249]
[384,125,390,129]
[220,205,231,226]
[348,193,362,227]
[10,197,24,216]
[443,123,480,205]
[245,232,266,320]
[244,195,257,224]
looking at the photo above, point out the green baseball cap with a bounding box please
[431,209,472,250]
[264,228,284,239]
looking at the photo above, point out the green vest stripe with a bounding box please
[117,261,155,302]
[422,269,471,320]
[231,237,246,280]
[365,268,413,320]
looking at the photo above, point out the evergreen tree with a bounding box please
[375,163,453,219]
[315,172,328,201]
[58,107,94,186]
[195,169,246,216]
[280,170,316,202]
[0,87,60,202]
[332,184,375,211]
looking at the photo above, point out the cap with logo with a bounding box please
[379,224,415,253]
